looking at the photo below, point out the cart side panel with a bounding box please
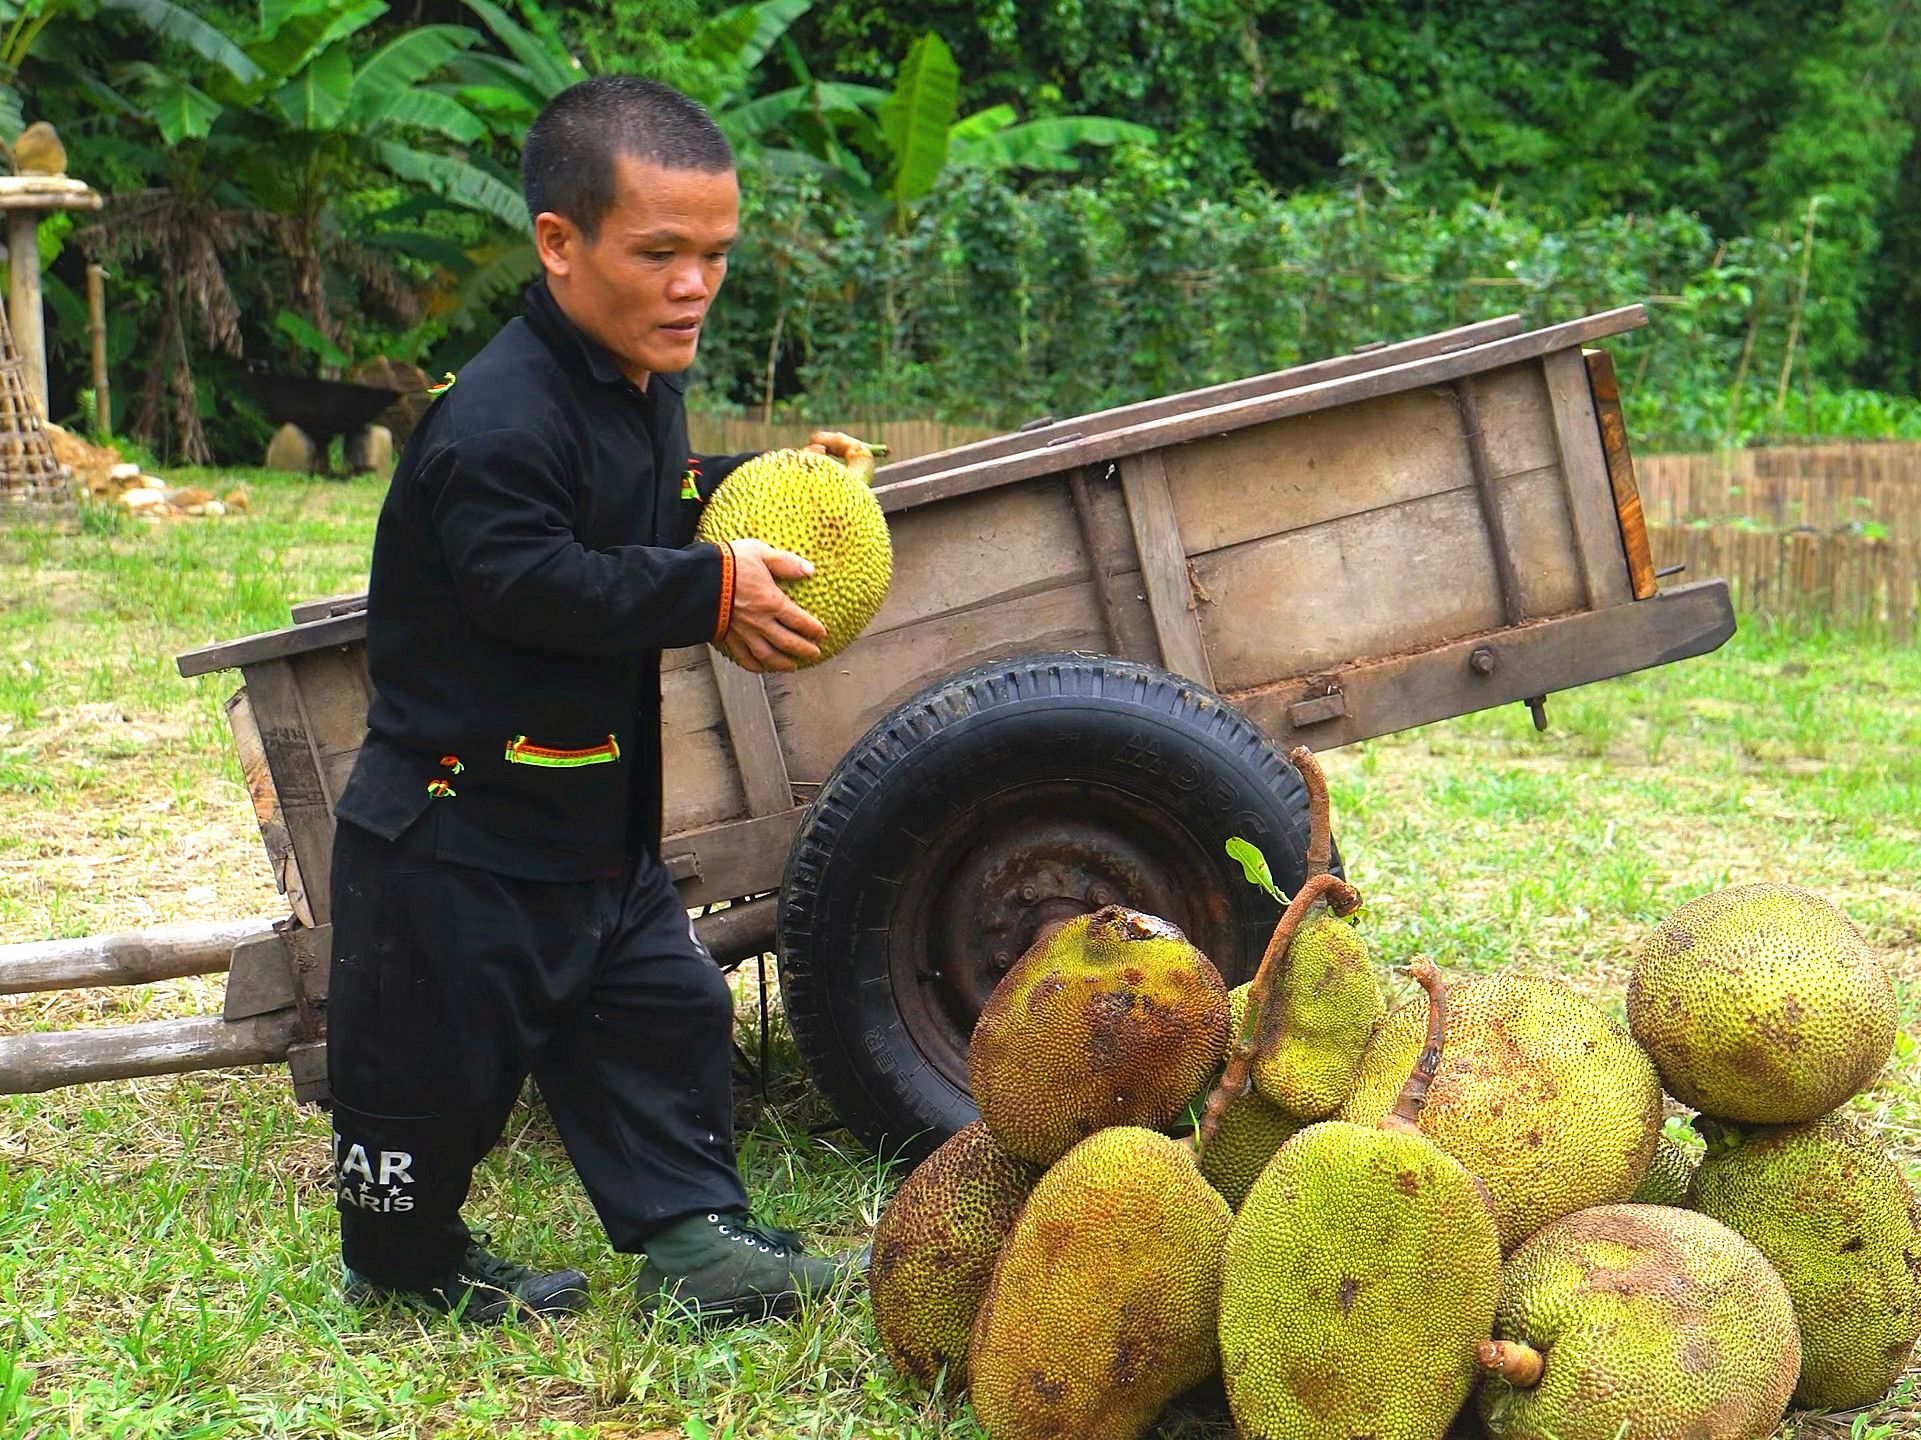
[1175,359,1625,690]
[763,470,1160,782]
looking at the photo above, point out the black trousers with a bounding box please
[325,816,751,1289]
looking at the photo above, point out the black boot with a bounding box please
[635,1210,866,1324]
[344,1234,591,1325]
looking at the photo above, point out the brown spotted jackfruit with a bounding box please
[969,1126,1231,1440]
[1339,972,1662,1250]
[1475,1203,1799,1440]
[1248,908,1383,1120]
[969,906,1230,1167]
[1689,1113,1921,1411]
[868,1121,1038,1391]
[1198,986,1304,1209]
[694,441,892,662]
[1219,960,1504,1440]
[1627,883,1895,1126]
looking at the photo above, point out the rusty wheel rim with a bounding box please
[885,780,1234,1092]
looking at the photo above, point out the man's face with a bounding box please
[535,154,740,385]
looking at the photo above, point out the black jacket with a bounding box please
[334,282,750,881]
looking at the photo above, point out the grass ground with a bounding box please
[2,470,1918,1438]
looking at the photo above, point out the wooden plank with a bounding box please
[0,917,275,997]
[177,610,367,677]
[708,655,793,817]
[241,658,337,928]
[1194,473,1587,692]
[876,314,1530,484]
[1226,579,1735,753]
[0,1011,303,1095]
[224,688,314,925]
[1585,349,1663,601]
[289,592,369,624]
[664,808,807,909]
[222,931,295,1020]
[767,578,1114,782]
[873,309,1648,518]
[663,661,750,833]
[1542,348,1636,610]
[1118,450,1215,686]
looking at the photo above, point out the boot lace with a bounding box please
[708,1211,804,1257]
[459,1232,534,1290]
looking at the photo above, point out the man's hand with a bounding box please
[721,539,827,673]
[804,430,884,462]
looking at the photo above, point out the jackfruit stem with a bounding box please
[1192,871,1360,1154]
[1477,1339,1545,1388]
[1384,958,1447,1134]
[1288,745,1333,881]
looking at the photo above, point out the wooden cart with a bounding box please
[5,305,1733,1156]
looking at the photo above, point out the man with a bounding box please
[326,75,863,1326]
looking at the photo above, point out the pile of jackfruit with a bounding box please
[866,747,1918,1440]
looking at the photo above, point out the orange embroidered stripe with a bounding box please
[711,540,736,645]
[503,734,621,768]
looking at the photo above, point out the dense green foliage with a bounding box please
[21,0,1921,459]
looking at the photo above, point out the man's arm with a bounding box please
[428,427,730,657]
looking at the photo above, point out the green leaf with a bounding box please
[348,24,477,122]
[876,31,958,225]
[367,87,487,144]
[0,81,22,139]
[1225,837,1287,905]
[274,308,349,368]
[248,0,385,85]
[268,40,351,130]
[460,0,577,101]
[949,115,1158,173]
[373,140,529,234]
[103,0,261,84]
[118,61,223,144]
[361,229,474,270]
[690,0,811,92]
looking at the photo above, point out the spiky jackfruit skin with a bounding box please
[1200,987,1304,1209]
[1689,1114,1921,1411]
[1476,1204,1799,1440]
[868,1122,1038,1392]
[969,907,1231,1167]
[1338,974,1662,1251]
[694,447,892,662]
[1628,883,1894,1126]
[1248,910,1383,1120]
[969,1127,1232,1440]
[1629,1123,1703,1206]
[1220,1121,1502,1440]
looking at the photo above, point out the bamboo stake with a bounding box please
[86,263,108,435]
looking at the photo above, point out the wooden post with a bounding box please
[6,208,44,417]
[86,262,108,434]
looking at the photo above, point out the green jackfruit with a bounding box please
[969,1126,1232,1440]
[868,1121,1038,1391]
[694,441,893,663]
[970,906,1230,1167]
[1476,1203,1799,1440]
[1629,1120,1703,1207]
[1689,1113,1921,1411]
[1220,959,1504,1440]
[1242,745,1382,1121]
[1248,909,1383,1120]
[1628,883,1895,1125]
[1340,972,1662,1250]
[1199,987,1304,1209]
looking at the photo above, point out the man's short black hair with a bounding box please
[522,76,734,237]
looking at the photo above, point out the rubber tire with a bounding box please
[776,652,1334,1161]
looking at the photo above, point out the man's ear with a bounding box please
[533,211,579,278]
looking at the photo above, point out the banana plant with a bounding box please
[0,0,258,140]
